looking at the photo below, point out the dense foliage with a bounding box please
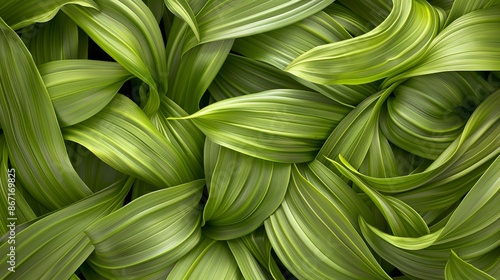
[0,0,499,279]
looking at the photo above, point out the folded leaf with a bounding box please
[182,0,335,51]
[23,12,84,65]
[0,18,92,210]
[0,0,98,30]
[202,146,290,240]
[265,166,391,279]
[285,0,441,85]
[85,179,204,279]
[63,94,200,188]
[39,60,133,127]
[386,6,500,85]
[63,0,167,117]
[0,178,131,279]
[445,250,495,280]
[175,89,350,163]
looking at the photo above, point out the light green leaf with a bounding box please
[175,89,350,163]
[235,227,284,280]
[202,146,290,240]
[333,157,430,237]
[233,10,377,106]
[63,0,167,117]
[445,250,496,280]
[39,60,133,127]
[0,0,98,30]
[63,94,200,189]
[381,72,495,160]
[227,238,273,280]
[317,86,394,173]
[444,0,500,26]
[328,89,500,194]
[265,166,391,280]
[386,6,500,85]
[0,178,131,279]
[85,179,204,279]
[165,0,200,41]
[151,96,205,175]
[167,237,243,280]
[0,18,92,210]
[182,0,335,52]
[285,0,441,85]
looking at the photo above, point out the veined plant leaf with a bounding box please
[39,60,133,127]
[386,6,500,85]
[444,0,500,27]
[0,0,98,30]
[209,54,310,101]
[445,250,496,280]
[265,166,391,279]
[0,18,92,210]
[202,145,290,240]
[85,179,204,279]
[23,12,84,65]
[331,89,500,194]
[0,136,37,235]
[63,94,200,189]
[181,0,335,52]
[62,0,167,117]
[167,237,243,280]
[174,89,351,163]
[0,178,132,279]
[164,0,200,41]
[285,0,441,85]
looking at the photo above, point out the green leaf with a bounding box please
[333,157,430,237]
[175,89,350,163]
[0,136,37,235]
[202,146,290,240]
[63,0,167,117]
[85,179,204,279]
[328,89,500,194]
[23,12,84,65]
[285,0,441,85]
[265,166,391,280]
[39,60,133,127]
[386,6,500,85]
[0,0,98,30]
[209,54,310,101]
[164,0,200,41]
[0,18,92,210]
[167,237,243,280]
[227,238,274,280]
[444,0,500,26]
[63,94,200,189]
[0,178,131,279]
[181,0,335,52]
[445,250,496,280]
[151,96,205,175]
[381,72,496,160]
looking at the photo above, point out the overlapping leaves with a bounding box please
[0,0,499,279]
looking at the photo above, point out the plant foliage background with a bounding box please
[0,0,499,279]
